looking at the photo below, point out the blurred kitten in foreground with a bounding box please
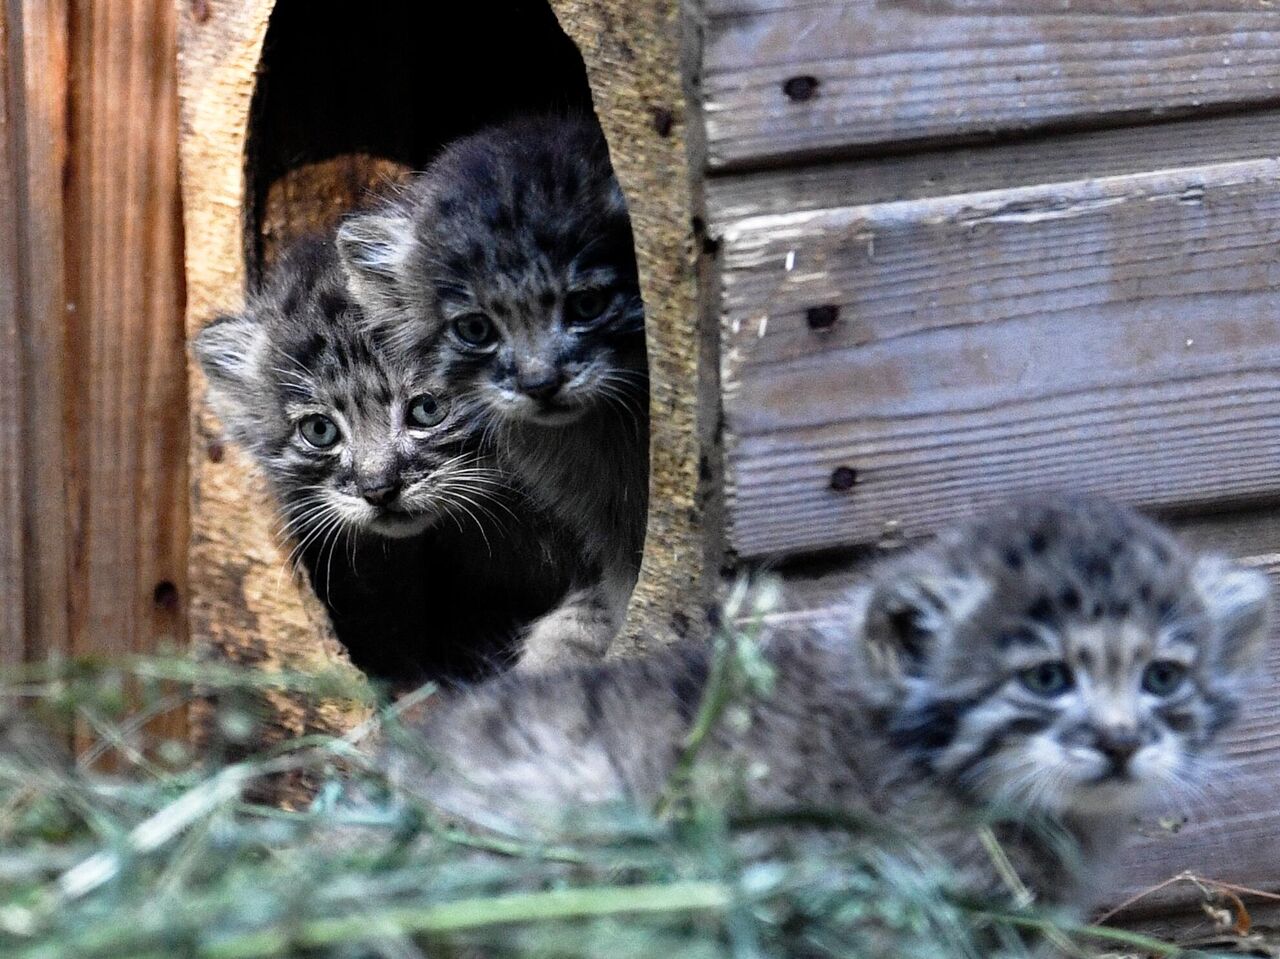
[388,496,1269,921]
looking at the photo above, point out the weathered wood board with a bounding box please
[1,0,72,665]
[0,0,187,666]
[64,0,189,660]
[720,157,1280,560]
[707,110,1280,222]
[701,0,1280,169]
[0,0,26,663]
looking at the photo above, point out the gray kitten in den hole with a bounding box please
[337,114,649,669]
[193,235,583,684]
[388,496,1269,921]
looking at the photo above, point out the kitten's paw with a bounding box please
[517,595,621,671]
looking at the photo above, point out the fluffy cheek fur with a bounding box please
[960,721,1189,819]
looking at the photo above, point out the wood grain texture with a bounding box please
[755,508,1280,912]
[259,156,409,271]
[707,110,1280,223]
[721,158,1280,560]
[63,0,188,659]
[0,0,26,663]
[178,0,366,761]
[547,0,714,651]
[1,0,187,665]
[5,0,71,663]
[701,0,1280,170]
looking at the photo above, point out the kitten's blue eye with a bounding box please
[452,313,496,348]
[1019,661,1074,697]
[407,393,448,428]
[565,288,610,325]
[298,414,339,449]
[1142,661,1187,697]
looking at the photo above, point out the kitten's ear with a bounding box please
[336,213,413,316]
[861,560,991,676]
[1193,555,1270,675]
[193,312,267,425]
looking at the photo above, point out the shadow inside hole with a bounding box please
[245,0,646,687]
[246,0,595,282]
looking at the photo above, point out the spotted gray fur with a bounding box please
[193,236,580,683]
[337,115,648,668]
[389,496,1269,917]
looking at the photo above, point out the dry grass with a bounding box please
[0,642,1265,959]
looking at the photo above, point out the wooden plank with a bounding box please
[751,507,1280,912]
[61,0,188,659]
[707,111,1280,224]
[0,0,26,663]
[6,0,72,662]
[721,158,1280,559]
[701,0,1280,170]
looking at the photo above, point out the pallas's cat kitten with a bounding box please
[337,115,648,668]
[390,497,1268,917]
[194,236,577,684]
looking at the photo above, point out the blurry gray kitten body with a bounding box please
[338,115,648,668]
[391,497,1269,916]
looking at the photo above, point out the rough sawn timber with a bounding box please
[720,157,1280,560]
[702,0,1280,169]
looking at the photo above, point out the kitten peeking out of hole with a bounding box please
[337,114,649,668]
[390,496,1269,928]
[193,236,584,685]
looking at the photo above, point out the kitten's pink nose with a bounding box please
[360,480,401,507]
[517,368,564,401]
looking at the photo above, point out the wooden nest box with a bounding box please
[179,0,707,739]
[180,0,1280,915]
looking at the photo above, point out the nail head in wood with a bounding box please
[829,466,858,492]
[782,75,819,102]
[153,580,180,612]
[806,304,840,330]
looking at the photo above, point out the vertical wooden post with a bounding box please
[1,0,188,668]
[0,0,72,664]
[0,0,27,662]
[62,0,189,661]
